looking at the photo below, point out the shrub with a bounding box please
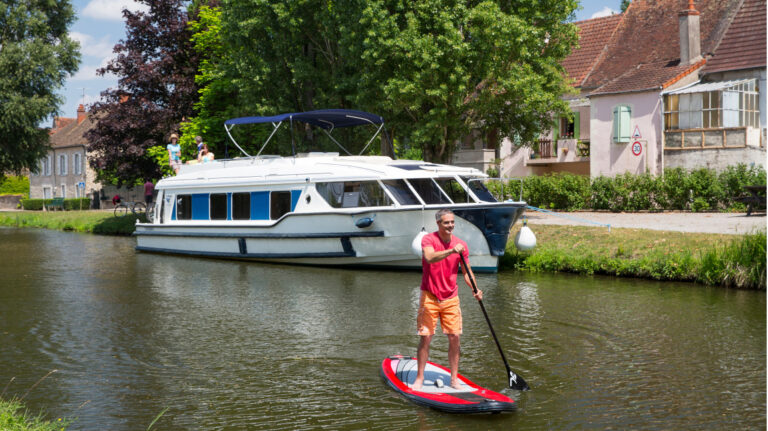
[522,173,590,211]
[0,175,29,197]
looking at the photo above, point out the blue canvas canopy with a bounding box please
[223,109,388,158]
[224,109,384,129]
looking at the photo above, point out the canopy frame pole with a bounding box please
[255,121,284,157]
[357,122,385,155]
[224,124,252,157]
[320,128,353,156]
[290,116,296,157]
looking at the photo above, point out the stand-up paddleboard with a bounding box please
[381,355,516,414]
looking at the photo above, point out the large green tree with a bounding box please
[352,0,579,162]
[0,0,80,174]
[190,0,578,162]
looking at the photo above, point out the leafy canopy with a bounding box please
[0,0,80,175]
[85,0,199,185]
[188,0,577,163]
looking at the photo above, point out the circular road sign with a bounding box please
[631,141,642,156]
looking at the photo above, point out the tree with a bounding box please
[86,0,199,185]
[621,0,632,13]
[0,0,80,175]
[191,0,578,163]
[352,0,579,162]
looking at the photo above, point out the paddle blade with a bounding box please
[509,371,530,391]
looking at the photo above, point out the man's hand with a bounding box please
[473,289,483,301]
[453,243,465,254]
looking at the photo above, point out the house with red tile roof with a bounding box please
[461,0,765,179]
[662,0,766,171]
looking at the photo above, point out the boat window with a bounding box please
[176,195,192,220]
[381,180,419,205]
[316,181,393,208]
[407,179,450,204]
[271,191,292,219]
[462,177,497,202]
[210,193,227,220]
[435,178,470,203]
[232,192,250,220]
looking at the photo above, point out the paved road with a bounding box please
[524,210,766,235]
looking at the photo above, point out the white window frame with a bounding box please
[45,155,52,176]
[61,184,66,198]
[73,153,82,175]
[43,186,52,199]
[58,154,67,175]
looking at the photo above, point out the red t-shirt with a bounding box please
[420,232,469,301]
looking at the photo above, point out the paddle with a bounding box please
[459,253,530,391]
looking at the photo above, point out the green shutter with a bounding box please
[613,105,632,142]
[554,116,560,140]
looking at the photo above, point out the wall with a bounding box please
[589,91,663,177]
[664,146,766,171]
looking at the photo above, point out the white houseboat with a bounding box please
[135,110,526,272]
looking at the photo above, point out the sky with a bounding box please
[56,0,622,120]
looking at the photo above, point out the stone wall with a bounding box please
[664,146,766,171]
[0,194,22,210]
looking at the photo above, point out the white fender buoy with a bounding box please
[514,218,536,251]
[411,230,428,256]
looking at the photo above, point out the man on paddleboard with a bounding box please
[413,209,482,391]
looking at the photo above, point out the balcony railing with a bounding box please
[537,139,553,158]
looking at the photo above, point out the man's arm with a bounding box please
[423,243,465,264]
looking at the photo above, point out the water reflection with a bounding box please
[0,228,764,430]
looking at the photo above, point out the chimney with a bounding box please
[77,104,86,125]
[678,0,702,65]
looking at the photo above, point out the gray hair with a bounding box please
[195,135,203,143]
[435,208,454,221]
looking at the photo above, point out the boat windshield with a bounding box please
[381,180,420,205]
[407,179,451,204]
[462,177,497,202]
[435,178,471,203]
[316,181,393,208]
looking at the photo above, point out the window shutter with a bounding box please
[613,105,631,142]
[612,106,620,142]
[574,112,580,139]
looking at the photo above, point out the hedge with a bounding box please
[20,198,91,211]
[500,164,765,212]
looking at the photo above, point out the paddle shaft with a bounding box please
[459,253,529,390]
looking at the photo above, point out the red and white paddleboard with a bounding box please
[381,355,516,414]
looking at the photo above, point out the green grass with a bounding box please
[0,211,145,236]
[503,224,766,289]
[0,399,69,431]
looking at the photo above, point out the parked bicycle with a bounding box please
[114,201,146,217]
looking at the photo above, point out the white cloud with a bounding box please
[69,56,115,81]
[591,6,619,19]
[70,32,114,57]
[82,0,149,21]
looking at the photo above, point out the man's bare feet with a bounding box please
[450,380,462,390]
[412,377,424,391]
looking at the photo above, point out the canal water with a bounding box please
[0,228,764,430]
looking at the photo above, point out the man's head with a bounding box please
[435,209,455,238]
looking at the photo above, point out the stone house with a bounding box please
[454,0,765,178]
[30,105,97,201]
[30,104,145,206]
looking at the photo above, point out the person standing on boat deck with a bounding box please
[195,135,204,159]
[143,179,154,205]
[167,133,181,174]
[413,208,482,391]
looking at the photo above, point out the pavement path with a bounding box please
[524,210,766,235]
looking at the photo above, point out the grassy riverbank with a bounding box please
[505,224,766,290]
[0,211,144,235]
[1,210,764,289]
[0,398,68,430]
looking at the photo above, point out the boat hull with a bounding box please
[134,204,525,272]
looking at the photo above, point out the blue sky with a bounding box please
[56,0,621,119]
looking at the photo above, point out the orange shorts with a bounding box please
[417,291,462,335]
